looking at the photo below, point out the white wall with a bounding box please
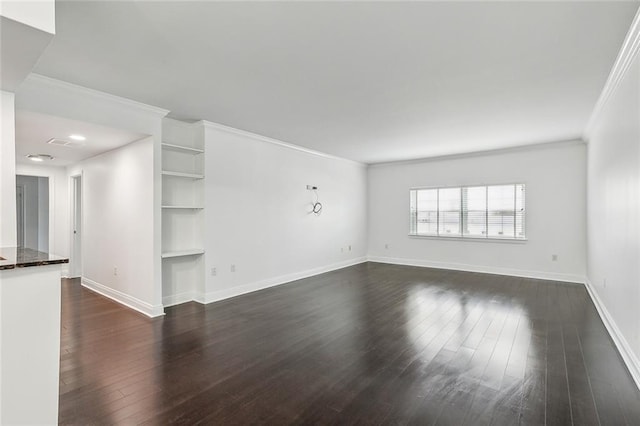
[0,2,54,92]
[202,124,368,302]
[1,264,62,425]
[16,163,69,259]
[368,142,587,282]
[67,137,160,316]
[0,0,55,35]
[586,45,640,380]
[0,91,16,247]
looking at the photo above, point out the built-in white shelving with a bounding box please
[161,249,205,259]
[161,118,206,308]
[161,170,204,179]
[161,205,204,209]
[161,142,204,154]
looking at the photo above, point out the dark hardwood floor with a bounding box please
[59,262,640,425]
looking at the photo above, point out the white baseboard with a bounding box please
[201,257,368,304]
[367,256,584,283]
[162,291,195,308]
[81,277,164,318]
[584,278,640,390]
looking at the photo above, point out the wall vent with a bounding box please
[46,138,82,147]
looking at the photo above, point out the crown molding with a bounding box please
[163,116,199,128]
[23,73,170,118]
[368,138,585,168]
[584,7,640,141]
[198,120,367,167]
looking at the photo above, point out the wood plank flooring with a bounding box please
[59,262,640,425]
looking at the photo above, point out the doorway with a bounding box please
[70,174,82,278]
[15,175,49,252]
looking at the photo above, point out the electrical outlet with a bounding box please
[113,266,118,276]
[551,254,558,261]
[385,243,389,249]
[348,245,352,251]
[211,267,217,276]
[230,264,236,273]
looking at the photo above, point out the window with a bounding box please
[409,184,526,240]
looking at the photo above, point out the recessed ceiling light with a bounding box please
[69,134,86,141]
[26,154,54,162]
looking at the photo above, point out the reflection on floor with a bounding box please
[59,262,640,424]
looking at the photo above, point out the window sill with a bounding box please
[408,234,528,244]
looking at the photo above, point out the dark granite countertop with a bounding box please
[0,247,69,270]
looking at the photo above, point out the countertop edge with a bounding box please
[0,258,70,271]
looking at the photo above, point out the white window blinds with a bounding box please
[462,186,487,237]
[409,184,526,240]
[438,187,461,236]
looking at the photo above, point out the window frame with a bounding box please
[408,183,527,242]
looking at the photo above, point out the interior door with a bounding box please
[70,175,82,278]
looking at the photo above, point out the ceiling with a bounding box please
[26,1,639,164]
[15,110,146,166]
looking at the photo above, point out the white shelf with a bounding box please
[161,249,205,259]
[162,205,204,209]
[162,170,204,179]
[161,119,206,308]
[162,142,204,154]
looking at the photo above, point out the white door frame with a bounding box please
[16,184,25,248]
[70,173,83,278]
[15,172,56,253]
